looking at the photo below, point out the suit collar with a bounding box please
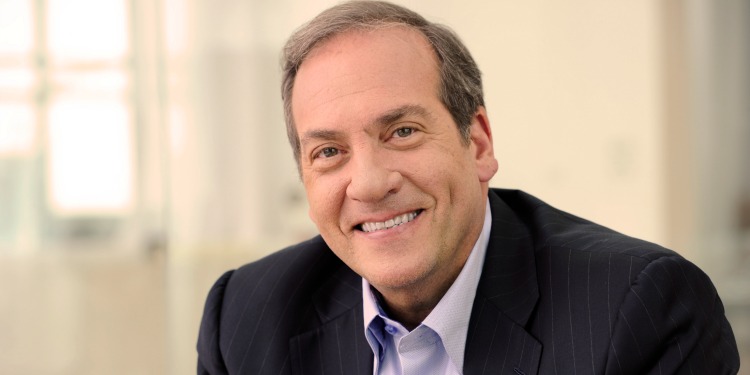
[312,261,362,322]
[478,189,540,326]
[463,189,542,375]
[290,260,374,375]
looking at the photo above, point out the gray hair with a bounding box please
[281,0,484,166]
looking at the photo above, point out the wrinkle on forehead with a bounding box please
[301,85,387,120]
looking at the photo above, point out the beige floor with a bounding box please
[1,251,748,374]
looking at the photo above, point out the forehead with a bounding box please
[305,25,436,67]
[291,27,441,129]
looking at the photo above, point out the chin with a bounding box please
[363,262,432,291]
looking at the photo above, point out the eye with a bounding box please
[316,147,339,159]
[393,127,415,138]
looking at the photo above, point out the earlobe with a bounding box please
[470,107,498,183]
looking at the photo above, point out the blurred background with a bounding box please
[0,0,748,373]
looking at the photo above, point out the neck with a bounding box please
[372,257,466,330]
[373,287,442,331]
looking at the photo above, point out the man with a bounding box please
[197,1,740,374]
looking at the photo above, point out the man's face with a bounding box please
[292,27,497,295]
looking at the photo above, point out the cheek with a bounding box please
[418,151,469,187]
[306,190,332,225]
[305,176,346,225]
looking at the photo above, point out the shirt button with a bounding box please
[385,325,397,334]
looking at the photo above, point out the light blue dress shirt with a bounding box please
[363,200,492,375]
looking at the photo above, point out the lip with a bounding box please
[352,208,424,234]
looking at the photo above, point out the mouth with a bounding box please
[356,209,423,233]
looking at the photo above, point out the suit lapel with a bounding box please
[464,191,542,375]
[289,264,373,375]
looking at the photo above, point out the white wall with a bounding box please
[167,0,669,257]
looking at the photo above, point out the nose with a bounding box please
[345,148,402,202]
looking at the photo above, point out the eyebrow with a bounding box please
[374,104,431,127]
[300,129,341,148]
[299,104,432,147]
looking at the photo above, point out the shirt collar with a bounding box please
[362,198,492,370]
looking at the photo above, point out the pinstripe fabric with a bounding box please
[497,190,740,374]
[464,192,541,375]
[197,236,373,375]
[197,189,740,374]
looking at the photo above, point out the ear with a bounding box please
[469,106,498,183]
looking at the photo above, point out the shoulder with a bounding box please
[492,188,701,298]
[197,236,350,373]
[491,188,678,264]
[490,189,739,373]
[211,235,345,325]
[225,236,341,299]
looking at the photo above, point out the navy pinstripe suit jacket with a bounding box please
[197,189,740,374]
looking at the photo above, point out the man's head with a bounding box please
[282,0,484,166]
[283,1,498,318]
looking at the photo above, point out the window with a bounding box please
[0,0,137,251]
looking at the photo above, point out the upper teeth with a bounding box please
[361,211,419,233]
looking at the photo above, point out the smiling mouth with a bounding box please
[357,209,423,233]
